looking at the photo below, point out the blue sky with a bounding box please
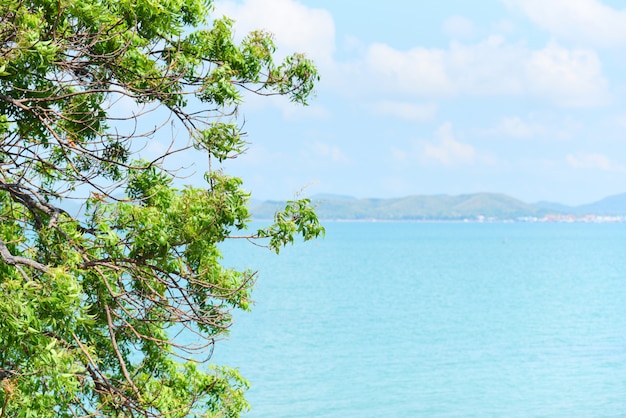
[204,0,626,205]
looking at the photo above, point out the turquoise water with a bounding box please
[215,222,626,417]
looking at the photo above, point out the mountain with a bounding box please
[535,192,626,216]
[250,192,626,221]
[575,192,626,215]
[252,192,551,220]
[533,200,575,214]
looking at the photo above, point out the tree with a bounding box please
[0,0,323,416]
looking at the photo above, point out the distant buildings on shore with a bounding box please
[482,214,626,223]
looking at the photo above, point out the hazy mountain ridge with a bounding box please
[250,192,626,220]
[574,193,626,215]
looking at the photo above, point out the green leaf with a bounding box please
[0,0,320,415]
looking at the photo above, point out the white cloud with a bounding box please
[443,16,477,39]
[391,124,495,167]
[566,152,626,172]
[364,43,454,96]
[445,36,525,96]
[366,101,438,121]
[213,0,335,119]
[485,114,580,141]
[355,37,609,107]
[504,0,626,48]
[214,0,335,66]
[490,116,546,138]
[526,41,609,107]
[216,0,612,109]
[422,123,477,166]
[308,141,351,164]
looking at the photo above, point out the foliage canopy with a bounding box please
[0,0,323,416]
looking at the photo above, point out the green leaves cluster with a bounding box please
[0,0,323,416]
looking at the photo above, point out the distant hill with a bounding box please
[533,201,574,214]
[536,192,626,216]
[575,192,626,215]
[250,192,626,221]
[252,192,549,220]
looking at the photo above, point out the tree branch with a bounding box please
[0,237,48,273]
[104,304,142,402]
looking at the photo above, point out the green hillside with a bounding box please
[251,193,548,220]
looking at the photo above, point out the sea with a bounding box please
[212,222,626,417]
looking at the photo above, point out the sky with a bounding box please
[202,0,626,206]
